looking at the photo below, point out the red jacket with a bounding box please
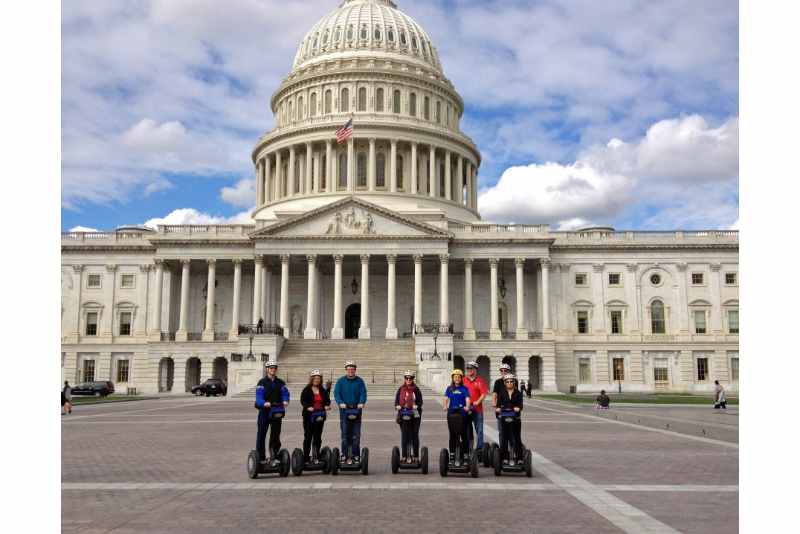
[463,375,488,413]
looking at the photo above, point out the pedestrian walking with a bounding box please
[595,389,610,410]
[256,317,264,334]
[62,381,73,415]
[714,380,727,410]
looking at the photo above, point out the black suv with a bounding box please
[191,378,227,397]
[72,381,115,397]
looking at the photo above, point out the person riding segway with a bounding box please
[247,361,291,479]
[391,370,428,474]
[440,369,478,478]
[463,361,490,465]
[332,361,369,475]
[487,363,514,467]
[493,374,532,477]
[291,369,334,476]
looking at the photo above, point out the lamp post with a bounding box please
[432,326,439,360]
[247,329,255,361]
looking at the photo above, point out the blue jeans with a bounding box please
[339,410,362,457]
[467,411,484,449]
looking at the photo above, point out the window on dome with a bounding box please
[409,93,417,117]
[323,30,329,45]
[289,101,294,121]
[357,153,367,188]
[374,26,382,41]
[399,30,407,46]
[447,104,451,126]
[298,96,304,119]
[325,90,332,114]
[310,93,317,117]
[312,35,318,52]
[338,154,347,189]
[387,28,395,43]
[421,40,428,58]
[360,25,368,40]
[397,155,404,190]
[411,36,418,51]
[347,25,354,41]
[435,101,441,123]
[376,88,384,112]
[335,28,342,43]
[340,88,349,113]
[393,90,401,113]
[424,96,430,120]
[376,153,386,188]
[358,88,367,112]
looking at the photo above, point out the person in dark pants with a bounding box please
[495,374,524,464]
[334,361,368,464]
[443,369,472,464]
[255,361,290,466]
[492,363,513,450]
[256,317,264,334]
[62,381,73,415]
[300,369,331,462]
[394,370,423,462]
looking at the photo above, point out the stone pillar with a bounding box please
[439,254,450,327]
[429,145,437,197]
[256,159,264,206]
[134,265,150,337]
[252,256,262,324]
[262,260,271,325]
[676,262,689,333]
[304,255,318,339]
[470,163,477,210]
[288,145,296,196]
[411,142,418,194]
[541,258,551,331]
[515,257,527,340]
[347,137,355,192]
[100,264,117,338]
[489,258,501,340]
[230,259,242,338]
[463,259,476,340]
[456,156,464,205]
[359,254,371,339]
[413,254,423,332]
[710,263,723,333]
[176,260,190,341]
[627,264,640,333]
[202,259,217,340]
[331,255,344,339]
[390,139,398,192]
[368,138,376,191]
[150,261,163,339]
[275,150,282,198]
[264,156,272,203]
[386,254,398,339]
[592,263,606,334]
[444,151,452,201]
[326,140,334,193]
[71,265,84,341]
[305,142,313,194]
[279,255,290,334]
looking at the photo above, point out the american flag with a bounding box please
[335,117,353,144]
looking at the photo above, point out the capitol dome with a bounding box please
[252,0,482,223]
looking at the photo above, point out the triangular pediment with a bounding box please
[252,197,450,239]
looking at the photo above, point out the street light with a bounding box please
[246,329,255,361]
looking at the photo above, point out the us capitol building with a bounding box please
[60,0,739,396]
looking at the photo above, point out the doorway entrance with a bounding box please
[345,303,361,339]
[528,356,542,390]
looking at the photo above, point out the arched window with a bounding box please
[421,40,428,59]
[424,96,430,120]
[357,153,367,188]
[374,26,382,41]
[298,96,304,119]
[411,36,418,51]
[376,88,384,112]
[399,30,407,46]
[435,101,441,123]
[338,154,347,188]
[335,27,342,44]
[409,93,417,117]
[289,101,294,121]
[397,155,404,190]
[309,93,317,117]
[340,88,349,113]
[325,90,332,114]
[376,153,386,188]
[387,27,395,43]
[321,154,327,190]
[358,87,367,112]
[347,25,354,41]
[312,35,318,52]
[393,90,401,113]
[323,30,329,46]
[651,300,666,334]
[360,25,368,40]
[447,104,451,126]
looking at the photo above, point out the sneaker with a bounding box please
[353,456,361,464]
[340,454,347,463]
[347,458,354,465]
[503,459,509,465]
[271,459,281,468]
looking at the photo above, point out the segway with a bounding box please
[391,407,429,474]
[247,405,291,479]
[439,411,479,478]
[331,407,369,475]
[291,409,334,476]
[492,409,533,477]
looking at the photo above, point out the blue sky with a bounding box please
[61,0,738,232]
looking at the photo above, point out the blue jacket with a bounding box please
[444,385,471,412]
[334,375,367,406]
[255,376,290,410]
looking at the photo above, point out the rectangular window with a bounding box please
[612,358,625,381]
[575,273,587,286]
[608,273,621,286]
[692,272,704,285]
[86,312,98,336]
[119,312,132,336]
[728,310,739,334]
[730,357,739,382]
[577,311,589,334]
[653,359,669,383]
[578,358,592,383]
[117,360,129,383]
[83,359,95,383]
[694,310,707,334]
[610,311,623,334]
[87,274,101,288]
[696,357,709,382]
[725,272,737,285]
[120,274,135,289]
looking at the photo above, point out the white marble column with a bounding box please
[627,263,640,333]
[489,258,501,340]
[541,258,551,332]
[288,145,297,197]
[304,255,318,339]
[275,150,282,198]
[326,140,334,193]
[331,255,344,339]
[465,162,473,208]
[264,156,272,203]
[675,262,689,333]
[176,260,190,341]
[347,138,355,192]
[710,263,723,333]
[411,142,418,194]
[100,264,117,338]
[202,259,216,341]
[150,261,163,339]
[305,142,313,194]
[386,254,398,339]
[444,151,452,201]
[413,254,423,332]
[262,260,271,325]
[256,160,264,206]
[252,256,262,324]
[71,265,84,340]
[592,263,606,333]
[429,145,437,197]
[463,259,476,340]
[456,156,464,206]
[230,259,242,338]
[279,255,290,335]
[368,138,376,191]
[389,139,398,192]
[359,254,371,339]
[134,265,150,337]
[515,257,527,340]
[439,254,449,326]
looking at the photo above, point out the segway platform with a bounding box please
[439,446,479,478]
[291,446,334,476]
[492,410,533,477]
[247,449,290,479]
[391,408,428,474]
[331,446,369,475]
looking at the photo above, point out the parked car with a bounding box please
[191,378,227,397]
[72,381,115,397]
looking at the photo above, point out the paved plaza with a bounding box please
[62,396,738,533]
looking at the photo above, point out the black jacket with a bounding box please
[300,385,331,417]
[394,384,424,415]
[496,388,524,411]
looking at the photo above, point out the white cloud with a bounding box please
[556,218,594,231]
[121,119,188,152]
[142,207,254,229]
[220,179,255,208]
[68,225,100,233]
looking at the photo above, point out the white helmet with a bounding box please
[265,361,278,368]
[503,374,517,381]
[309,369,321,377]
[403,370,415,378]
[344,361,357,369]
[466,361,478,369]
[499,363,511,372]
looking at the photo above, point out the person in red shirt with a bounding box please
[463,361,488,451]
[300,369,331,462]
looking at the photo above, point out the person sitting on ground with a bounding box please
[595,389,611,410]
[495,374,524,465]
[394,370,423,463]
[443,369,472,464]
[300,369,331,462]
[714,380,727,410]
[334,361,368,464]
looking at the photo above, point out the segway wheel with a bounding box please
[331,448,340,476]
[247,450,260,479]
[524,449,533,478]
[490,443,499,468]
[439,448,449,477]
[279,449,291,478]
[291,448,304,477]
[361,448,369,476]
[391,446,400,474]
[421,447,429,475]
[321,447,332,474]
[493,446,502,477]
[470,451,479,478]
[482,443,493,468]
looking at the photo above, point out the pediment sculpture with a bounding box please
[325,207,376,235]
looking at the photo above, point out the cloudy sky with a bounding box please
[61,0,738,232]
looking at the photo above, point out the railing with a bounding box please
[449,223,550,234]
[239,323,284,337]
[414,323,454,335]
[157,225,255,236]
[187,332,203,341]
[553,230,739,243]
[160,332,176,342]
[61,231,151,243]
[418,352,453,362]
